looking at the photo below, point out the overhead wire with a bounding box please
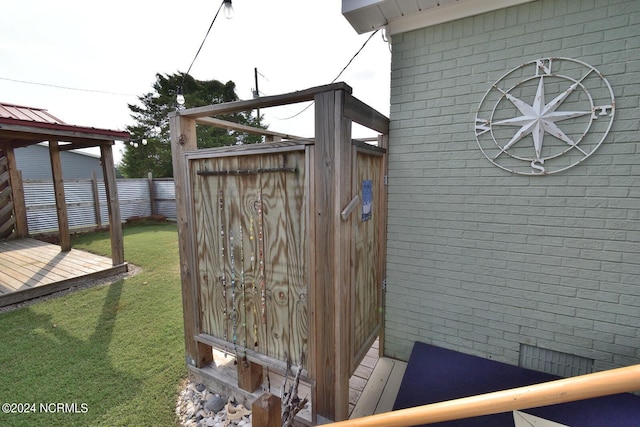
[183,0,225,80]
[0,2,228,100]
[276,29,380,121]
[1,7,383,113]
[330,29,379,85]
[0,76,136,97]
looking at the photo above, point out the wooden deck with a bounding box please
[0,238,127,307]
[349,339,407,419]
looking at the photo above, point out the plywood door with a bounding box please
[191,150,308,368]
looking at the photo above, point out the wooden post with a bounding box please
[252,393,281,427]
[311,87,353,421]
[377,134,389,360]
[91,171,102,228]
[147,171,156,216]
[4,146,29,237]
[170,112,213,368]
[237,359,263,392]
[100,143,125,266]
[48,140,71,251]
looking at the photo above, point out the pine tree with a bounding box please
[120,72,263,178]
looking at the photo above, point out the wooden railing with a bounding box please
[329,364,640,427]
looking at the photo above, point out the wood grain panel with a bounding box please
[191,149,308,369]
[260,151,307,367]
[353,150,383,364]
[192,157,222,340]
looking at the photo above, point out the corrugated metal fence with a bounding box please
[24,176,176,234]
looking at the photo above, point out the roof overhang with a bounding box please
[342,0,536,35]
[0,118,130,142]
[0,102,130,150]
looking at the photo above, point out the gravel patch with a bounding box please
[176,380,252,427]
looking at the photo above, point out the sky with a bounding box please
[0,0,391,164]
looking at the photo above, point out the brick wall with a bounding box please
[385,0,640,372]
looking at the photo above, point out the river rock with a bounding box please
[205,396,226,413]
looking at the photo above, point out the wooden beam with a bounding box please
[174,82,352,119]
[49,140,71,251]
[58,140,116,151]
[100,144,125,265]
[351,140,386,154]
[311,87,353,422]
[311,90,336,422]
[0,136,119,151]
[4,145,29,237]
[264,135,282,142]
[91,171,102,228]
[195,117,307,140]
[344,93,389,135]
[333,89,353,422]
[237,359,264,393]
[0,124,128,143]
[147,172,156,216]
[0,135,48,147]
[194,333,307,377]
[252,393,282,427]
[185,140,311,161]
[170,114,214,369]
[377,135,388,361]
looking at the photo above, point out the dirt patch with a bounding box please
[125,214,170,224]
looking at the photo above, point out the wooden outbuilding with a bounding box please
[170,82,389,423]
[0,102,129,305]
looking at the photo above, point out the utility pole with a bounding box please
[254,67,260,127]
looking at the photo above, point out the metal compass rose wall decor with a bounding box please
[474,57,615,175]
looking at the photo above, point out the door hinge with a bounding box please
[384,175,388,185]
[382,278,387,290]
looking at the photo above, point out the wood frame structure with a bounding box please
[170,82,389,422]
[0,103,129,265]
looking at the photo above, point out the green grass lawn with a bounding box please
[0,223,187,426]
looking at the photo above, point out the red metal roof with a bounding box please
[0,102,129,141]
[0,102,67,124]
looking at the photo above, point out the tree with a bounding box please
[120,72,263,178]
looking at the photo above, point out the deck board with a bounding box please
[350,356,407,419]
[349,339,379,414]
[347,338,408,419]
[0,238,127,307]
[375,358,406,414]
